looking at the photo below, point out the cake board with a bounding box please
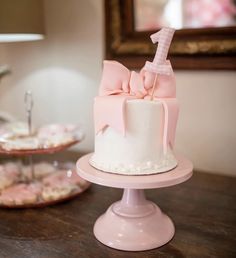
[76,153,193,251]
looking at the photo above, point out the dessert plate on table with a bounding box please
[0,161,90,208]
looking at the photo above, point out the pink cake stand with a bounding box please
[76,153,193,251]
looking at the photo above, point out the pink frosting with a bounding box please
[94,60,179,151]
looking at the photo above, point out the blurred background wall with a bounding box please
[0,0,235,176]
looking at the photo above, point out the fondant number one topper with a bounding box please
[144,27,175,100]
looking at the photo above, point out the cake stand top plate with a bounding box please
[76,153,193,189]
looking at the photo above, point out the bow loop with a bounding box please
[99,60,175,99]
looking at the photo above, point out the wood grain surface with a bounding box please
[0,171,235,258]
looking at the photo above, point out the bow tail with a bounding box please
[159,98,179,154]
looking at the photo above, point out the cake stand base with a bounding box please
[94,189,174,251]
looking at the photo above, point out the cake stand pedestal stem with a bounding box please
[112,189,155,218]
[121,188,146,205]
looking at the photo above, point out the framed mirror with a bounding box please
[105,0,236,69]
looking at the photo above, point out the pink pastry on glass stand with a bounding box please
[0,162,20,191]
[77,27,193,251]
[42,169,88,201]
[37,124,78,138]
[0,183,42,206]
[37,123,84,149]
[43,169,86,187]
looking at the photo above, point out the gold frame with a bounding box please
[105,0,236,70]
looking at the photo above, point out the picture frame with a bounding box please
[105,0,236,70]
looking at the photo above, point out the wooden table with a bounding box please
[0,164,235,257]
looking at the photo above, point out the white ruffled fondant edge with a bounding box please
[89,153,178,175]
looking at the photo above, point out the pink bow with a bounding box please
[99,60,176,99]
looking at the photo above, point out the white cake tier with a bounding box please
[90,99,178,175]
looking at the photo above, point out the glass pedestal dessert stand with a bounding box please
[77,153,193,251]
[0,92,90,208]
[0,139,90,208]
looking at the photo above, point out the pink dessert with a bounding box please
[0,162,20,191]
[0,183,42,205]
[42,170,86,201]
[43,170,85,187]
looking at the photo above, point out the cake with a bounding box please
[90,27,179,175]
